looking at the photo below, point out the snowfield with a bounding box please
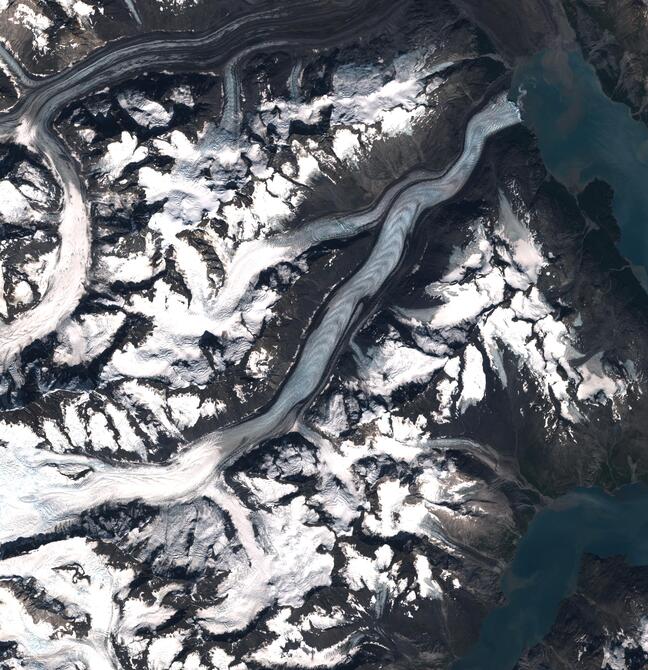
[0,10,644,670]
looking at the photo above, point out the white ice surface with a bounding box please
[354,331,446,396]
[117,90,173,129]
[101,131,148,180]
[0,537,132,669]
[0,179,33,223]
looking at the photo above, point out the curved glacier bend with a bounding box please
[0,0,395,372]
[0,94,520,548]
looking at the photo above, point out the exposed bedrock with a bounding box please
[1,1,647,669]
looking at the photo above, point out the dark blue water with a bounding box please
[510,48,648,277]
[454,484,648,670]
[451,46,648,670]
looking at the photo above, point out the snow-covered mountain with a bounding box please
[0,1,647,669]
